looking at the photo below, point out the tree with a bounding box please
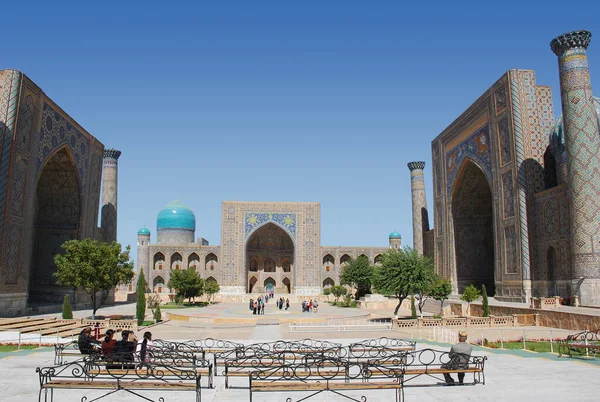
[54,239,134,318]
[482,284,489,317]
[204,280,220,304]
[372,247,436,317]
[410,295,417,319]
[136,271,146,325]
[147,294,162,322]
[167,268,204,305]
[339,256,373,299]
[411,263,437,317]
[330,285,348,303]
[323,288,331,296]
[62,294,73,319]
[430,278,452,316]
[460,284,481,316]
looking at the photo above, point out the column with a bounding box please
[101,149,121,242]
[551,30,600,305]
[408,161,429,254]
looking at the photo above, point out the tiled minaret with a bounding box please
[551,30,600,305]
[408,161,429,255]
[101,149,121,242]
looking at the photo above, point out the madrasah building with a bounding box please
[136,200,398,296]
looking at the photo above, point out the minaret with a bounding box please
[389,231,402,249]
[137,227,151,290]
[551,30,600,305]
[408,161,429,255]
[101,149,121,242]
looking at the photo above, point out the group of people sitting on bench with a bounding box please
[77,326,154,363]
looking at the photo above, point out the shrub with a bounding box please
[410,295,417,319]
[62,294,73,319]
[481,284,489,317]
[153,305,162,322]
[136,271,146,326]
[323,288,331,296]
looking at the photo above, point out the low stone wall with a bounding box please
[457,303,600,330]
[397,315,517,328]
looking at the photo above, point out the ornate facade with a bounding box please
[423,30,600,305]
[138,200,393,295]
[0,69,118,316]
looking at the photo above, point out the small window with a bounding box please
[159,264,163,270]
[128,284,133,292]
[157,286,163,293]
[210,264,214,271]
[326,266,330,272]
[175,264,180,270]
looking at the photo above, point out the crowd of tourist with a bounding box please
[77,326,153,365]
[248,294,292,314]
[301,299,318,313]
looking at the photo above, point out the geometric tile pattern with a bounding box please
[446,125,492,195]
[498,117,512,165]
[504,225,517,274]
[553,34,600,278]
[502,171,515,218]
[245,212,297,240]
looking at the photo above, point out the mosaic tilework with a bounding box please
[3,224,21,284]
[495,85,507,114]
[0,70,21,244]
[408,162,428,254]
[555,37,600,278]
[501,171,515,218]
[37,102,90,193]
[446,125,492,195]
[544,200,558,237]
[504,226,517,274]
[498,117,512,165]
[245,213,296,240]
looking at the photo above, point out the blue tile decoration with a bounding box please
[245,212,296,239]
[446,125,492,195]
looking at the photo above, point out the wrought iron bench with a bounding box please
[348,337,416,355]
[364,348,486,387]
[54,340,101,365]
[248,357,404,402]
[36,354,202,402]
[558,329,600,358]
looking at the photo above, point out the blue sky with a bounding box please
[3,1,600,262]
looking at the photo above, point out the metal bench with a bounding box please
[558,329,600,358]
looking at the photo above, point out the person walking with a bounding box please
[285,298,290,310]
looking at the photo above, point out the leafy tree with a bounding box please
[147,294,162,322]
[411,262,437,317]
[460,284,481,316]
[430,278,452,316]
[372,247,435,317]
[482,284,489,317]
[54,239,134,318]
[410,295,417,318]
[323,288,331,296]
[204,279,220,304]
[62,294,73,319]
[330,285,348,303]
[339,255,373,299]
[136,271,146,325]
[168,268,204,305]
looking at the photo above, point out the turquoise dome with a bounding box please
[551,96,600,155]
[157,199,196,231]
[137,226,151,235]
[389,231,402,239]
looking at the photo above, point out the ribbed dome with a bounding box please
[551,96,600,155]
[157,199,195,231]
[137,226,151,235]
[389,231,402,239]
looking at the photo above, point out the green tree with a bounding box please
[204,279,220,304]
[411,263,437,317]
[410,295,417,318]
[481,284,489,317]
[323,288,331,296]
[430,278,452,316]
[54,239,134,318]
[339,255,373,299]
[167,268,204,305]
[372,247,436,317]
[460,284,481,316]
[330,285,348,304]
[147,294,162,322]
[62,294,73,319]
[136,271,146,325]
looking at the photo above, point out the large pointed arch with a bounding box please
[29,146,82,305]
[451,158,495,295]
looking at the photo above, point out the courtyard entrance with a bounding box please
[246,222,294,294]
[452,159,496,295]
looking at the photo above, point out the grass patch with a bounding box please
[328,301,358,308]
[486,341,557,353]
[139,321,155,326]
[0,345,39,352]
[160,302,210,309]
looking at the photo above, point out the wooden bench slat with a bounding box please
[252,381,401,391]
[44,380,197,390]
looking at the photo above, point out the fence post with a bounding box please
[481,330,484,347]
[500,329,504,349]
[522,328,526,350]
[550,330,554,353]
[56,330,59,345]
[39,329,43,347]
[18,331,21,350]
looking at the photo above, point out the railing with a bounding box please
[289,318,392,332]
[396,315,518,328]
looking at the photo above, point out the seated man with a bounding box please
[442,330,472,385]
[78,327,100,355]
